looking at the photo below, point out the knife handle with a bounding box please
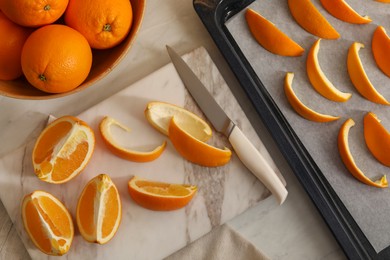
[228,125,288,205]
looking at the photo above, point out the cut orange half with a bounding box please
[22,190,74,256]
[77,174,122,244]
[320,0,371,24]
[168,117,232,167]
[145,101,212,142]
[32,115,95,184]
[288,0,340,39]
[245,8,304,56]
[372,26,390,78]
[284,72,340,122]
[128,176,197,211]
[347,42,390,105]
[364,112,390,167]
[338,118,388,188]
[307,39,351,102]
[99,116,166,162]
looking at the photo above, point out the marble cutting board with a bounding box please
[0,47,285,260]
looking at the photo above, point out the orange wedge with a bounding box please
[372,26,390,78]
[245,8,304,56]
[347,42,390,105]
[320,0,371,24]
[307,39,351,102]
[99,116,166,162]
[168,117,232,167]
[32,115,95,184]
[128,176,197,211]
[338,118,388,188]
[77,174,122,244]
[288,0,340,39]
[364,112,390,167]
[22,190,74,255]
[145,101,212,142]
[284,72,340,122]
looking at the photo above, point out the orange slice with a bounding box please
[77,174,122,244]
[320,0,371,24]
[364,112,390,167]
[22,190,74,256]
[307,39,351,102]
[288,0,340,39]
[338,118,388,188]
[32,115,95,184]
[168,117,232,167]
[145,101,212,142]
[245,8,304,56]
[347,42,390,105]
[372,26,390,78]
[284,72,340,122]
[99,116,166,162]
[128,176,197,211]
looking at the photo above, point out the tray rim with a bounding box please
[192,0,389,259]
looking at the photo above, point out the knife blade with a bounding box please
[166,46,288,205]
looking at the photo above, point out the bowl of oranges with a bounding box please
[0,0,145,99]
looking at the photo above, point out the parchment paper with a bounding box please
[226,0,390,253]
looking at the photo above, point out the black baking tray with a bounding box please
[193,0,389,259]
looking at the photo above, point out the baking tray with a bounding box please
[193,0,390,259]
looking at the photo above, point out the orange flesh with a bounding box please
[78,182,97,237]
[102,186,119,238]
[320,0,371,24]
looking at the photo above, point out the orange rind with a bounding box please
[320,0,371,24]
[99,116,166,162]
[287,0,340,39]
[245,8,304,56]
[364,112,390,167]
[307,39,351,102]
[338,118,388,188]
[347,42,390,105]
[284,72,340,122]
[372,26,390,78]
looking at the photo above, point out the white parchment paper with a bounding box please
[226,0,390,253]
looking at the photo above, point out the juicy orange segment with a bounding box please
[32,115,95,184]
[77,174,122,244]
[145,101,212,142]
[320,0,371,24]
[284,72,340,122]
[99,116,166,162]
[372,26,390,78]
[245,8,304,56]
[347,42,390,105]
[168,117,232,167]
[22,191,74,255]
[128,176,197,211]
[364,112,390,167]
[307,39,351,102]
[338,118,388,188]
[288,0,340,39]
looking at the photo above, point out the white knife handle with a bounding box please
[228,125,288,205]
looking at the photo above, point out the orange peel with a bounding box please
[338,118,388,188]
[284,72,340,122]
[99,116,166,162]
[245,8,304,56]
[372,26,390,78]
[287,0,340,39]
[347,42,390,105]
[307,39,351,102]
[364,112,390,167]
[320,0,371,24]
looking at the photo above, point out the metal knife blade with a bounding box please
[166,46,288,204]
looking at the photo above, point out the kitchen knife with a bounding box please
[166,46,288,205]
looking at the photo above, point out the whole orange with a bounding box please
[0,11,32,80]
[0,0,69,27]
[21,24,93,94]
[64,0,133,49]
